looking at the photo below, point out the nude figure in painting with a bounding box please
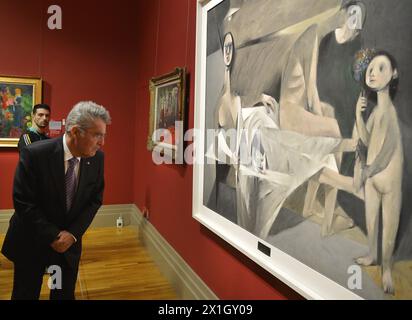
[319,49,403,294]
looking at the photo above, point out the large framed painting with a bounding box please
[193,0,412,299]
[0,76,42,147]
[147,67,187,161]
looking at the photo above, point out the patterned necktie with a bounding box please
[65,157,79,212]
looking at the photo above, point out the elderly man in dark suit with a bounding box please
[1,101,111,300]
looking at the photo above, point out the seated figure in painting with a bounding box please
[279,1,366,235]
[208,32,357,238]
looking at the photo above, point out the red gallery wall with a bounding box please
[0,0,301,299]
[0,0,137,208]
[133,0,301,299]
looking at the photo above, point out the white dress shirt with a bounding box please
[63,134,81,180]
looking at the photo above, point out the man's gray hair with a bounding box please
[65,101,111,132]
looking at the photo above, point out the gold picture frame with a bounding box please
[147,67,186,160]
[0,75,42,147]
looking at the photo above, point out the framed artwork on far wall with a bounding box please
[147,67,187,161]
[0,75,42,147]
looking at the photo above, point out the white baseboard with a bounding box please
[0,204,217,300]
[89,204,136,228]
[0,205,133,233]
[130,205,218,300]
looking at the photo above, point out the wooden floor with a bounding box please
[0,226,178,300]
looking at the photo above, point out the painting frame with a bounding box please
[192,0,366,300]
[147,67,187,160]
[0,75,42,148]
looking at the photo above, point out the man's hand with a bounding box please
[50,231,76,253]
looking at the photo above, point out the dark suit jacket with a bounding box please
[1,136,104,268]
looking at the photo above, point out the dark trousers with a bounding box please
[11,252,79,300]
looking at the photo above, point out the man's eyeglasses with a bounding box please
[79,128,106,140]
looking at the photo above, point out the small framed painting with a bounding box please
[0,75,42,147]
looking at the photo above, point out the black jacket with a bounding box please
[1,136,104,268]
[17,129,49,152]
